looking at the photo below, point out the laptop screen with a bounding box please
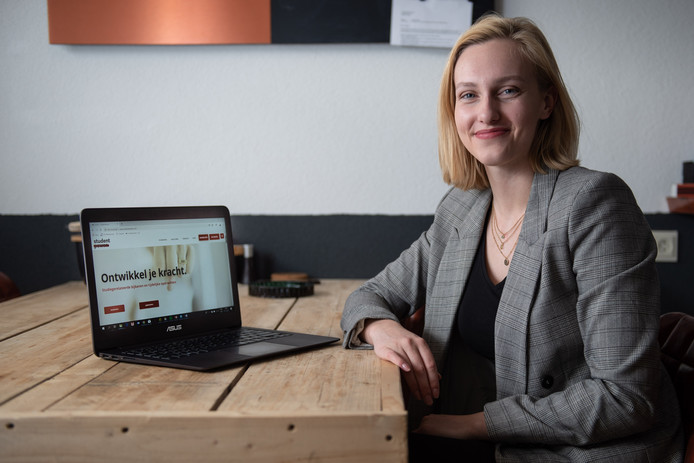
[83,211,238,348]
[81,206,244,353]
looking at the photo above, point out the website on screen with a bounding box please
[90,218,234,329]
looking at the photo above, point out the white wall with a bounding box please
[1,0,692,215]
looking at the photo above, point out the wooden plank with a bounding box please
[381,357,407,414]
[219,280,405,416]
[236,285,297,330]
[0,356,113,412]
[48,361,247,412]
[0,412,407,463]
[41,292,295,413]
[220,344,388,413]
[0,281,88,341]
[0,308,93,405]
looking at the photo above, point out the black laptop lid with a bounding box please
[80,206,242,353]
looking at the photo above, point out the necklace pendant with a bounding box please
[499,242,504,250]
[500,234,506,239]
[504,258,509,266]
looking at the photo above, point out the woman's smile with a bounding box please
[475,128,510,140]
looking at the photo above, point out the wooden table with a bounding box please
[0,280,407,462]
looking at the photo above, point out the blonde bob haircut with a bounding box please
[438,14,580,190]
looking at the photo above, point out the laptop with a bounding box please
[80,205,339,371]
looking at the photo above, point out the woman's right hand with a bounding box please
[361,319,440,406]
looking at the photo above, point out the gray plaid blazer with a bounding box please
[341,167,684,462]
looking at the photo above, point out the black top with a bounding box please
[456,226,505,362]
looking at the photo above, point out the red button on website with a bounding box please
[104,304,125,314]
[198,234,209,241]
[209,233,220,240]
[139,300,160,310]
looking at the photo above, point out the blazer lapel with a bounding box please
[424,188,492,368]
[494,169,559,396]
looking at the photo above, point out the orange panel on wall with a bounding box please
[47,0,271,45]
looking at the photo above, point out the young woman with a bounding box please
[340,14,684,462]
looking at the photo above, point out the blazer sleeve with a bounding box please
[484,171,663,446]
[340,187,464,349]
[339,230,430,348]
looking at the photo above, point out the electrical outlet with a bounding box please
[652,230,678,263]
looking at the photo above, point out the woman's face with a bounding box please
[453,39,554,173]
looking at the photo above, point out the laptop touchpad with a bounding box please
[236,342,291,356]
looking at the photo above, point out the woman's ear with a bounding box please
[540,86,557,120]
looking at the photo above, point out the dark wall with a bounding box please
[0,214,82,295]
[1,213,692,316]
[230,215,433,280]
[0,214,433,295]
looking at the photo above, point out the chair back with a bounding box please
[0,272,21,303]
[402,306,425,337]
[660,312,694,463]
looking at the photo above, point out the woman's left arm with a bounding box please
[414,412,489,440]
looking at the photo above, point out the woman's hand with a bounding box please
[414,413,489,440]
[361,319,440,405]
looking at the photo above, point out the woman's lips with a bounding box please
[475,128,509,139]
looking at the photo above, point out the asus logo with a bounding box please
[166,324,182,332]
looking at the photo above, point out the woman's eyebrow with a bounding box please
[455,75,527,88]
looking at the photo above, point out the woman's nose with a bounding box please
[478,96,500,124]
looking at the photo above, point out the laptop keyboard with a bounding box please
[121,328,291,361]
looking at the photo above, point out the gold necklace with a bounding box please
[491,206,524,249]
[490,209,523,266]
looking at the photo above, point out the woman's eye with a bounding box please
[459,92,475,100]
[500,88,519,97]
